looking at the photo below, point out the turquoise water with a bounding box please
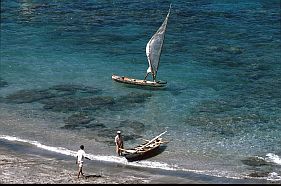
[1,0,281,182]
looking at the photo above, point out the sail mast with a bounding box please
[146,4,171,81]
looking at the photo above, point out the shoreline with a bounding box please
[0,139,150,184]
[0,139,203,184]
[0,105,276,184]
[0,139,269,184]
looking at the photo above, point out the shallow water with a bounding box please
[1,0,281,182]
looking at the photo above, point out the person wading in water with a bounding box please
[114,131,124,156]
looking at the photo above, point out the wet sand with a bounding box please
[0,133,272,185]
[0,139,271,184]
[0,139,203,184]
[0,105,208,184]
[0,103,277,184]
[2,140,270,184]
[0,146,150,184]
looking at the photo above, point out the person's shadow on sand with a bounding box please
[84,174,102,179]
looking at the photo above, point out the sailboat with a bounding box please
[112,5,171,87]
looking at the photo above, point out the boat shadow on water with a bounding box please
[113,79,188,96]
[118,83,168,91]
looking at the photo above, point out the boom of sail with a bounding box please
[145,5,171,81]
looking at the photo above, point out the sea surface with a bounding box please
[1,0,281,183]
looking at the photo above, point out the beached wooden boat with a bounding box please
[120,131,168,162]
[112,74,167,88]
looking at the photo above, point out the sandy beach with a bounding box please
[0,107,274,184]
[0,139,208,184]
[0,147,150,184]
[1,140,270,184]
[0,104,215,184]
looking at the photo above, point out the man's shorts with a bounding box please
[78,161,83,168]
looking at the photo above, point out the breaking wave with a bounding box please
[265,153,281,165]
[0,135,179,170]
[2,134,281,183]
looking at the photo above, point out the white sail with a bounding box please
[146,5,171,80]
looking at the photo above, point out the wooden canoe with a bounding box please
[112,74,167,87]
[120,132,168,162]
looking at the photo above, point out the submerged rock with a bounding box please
[42,96,115,112]
[227,46,243,54]
[5,89,56,103]
[0,78,8,88]
[241,156,269,166]
[184,112,265,138]
[110,92,153,111]
[193,99,237,114]
[64,112,94,125]
[209,45,243,54]
[119,120,145,134]
[247,171,270,178]
[5,84,102,104]
[61,116,106,130]
[86,122,107,129]
[93,127,143,145]
[49,84,101,94]
[96,128,116,139]
[209,46,224,52]
[116,92,153,104]
[122,133,143,141]
[0,97,5,102]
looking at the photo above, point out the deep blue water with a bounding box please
[1,0,281,182]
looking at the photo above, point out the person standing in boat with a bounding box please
[144,66,156,82]
[115,131,124,156]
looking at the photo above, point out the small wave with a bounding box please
[267,172,281,182]
[0,134,251,181]
[0,135,220,173]
[265,153,281,165]
[0,135,178,171]
[252,153,281,182]
[0,135,77,156]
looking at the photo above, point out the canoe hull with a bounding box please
[121,134,168,162]
[112,74,167,87]
[123,145,164,162]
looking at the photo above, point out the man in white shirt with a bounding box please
[115,131,124,156]
[76,145,90,178]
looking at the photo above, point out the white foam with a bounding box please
[0,134,250,180]
[265,153,281,165]
[267,172,281,182]
[0,135,77,156]
[0,135,177,170]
